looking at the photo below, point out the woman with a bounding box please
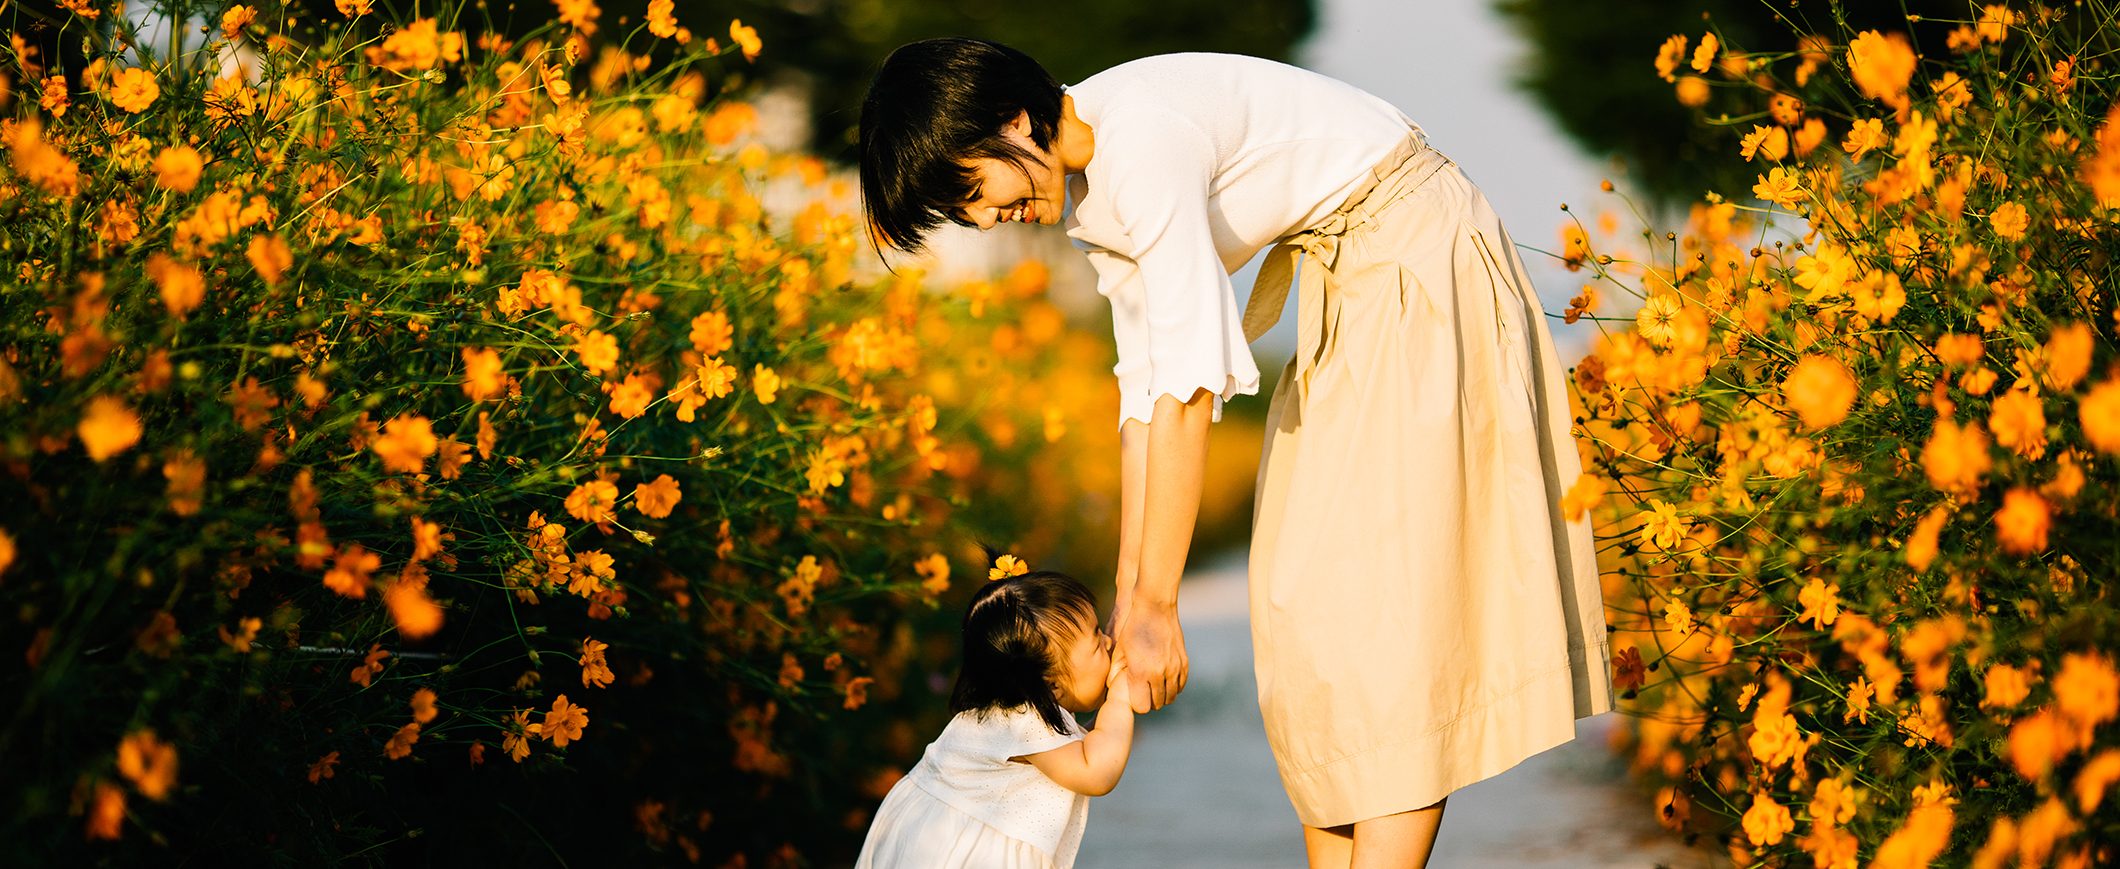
[859,39,1612,867]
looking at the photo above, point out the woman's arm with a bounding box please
[1119,387,1214,712]
[1024,669,1138,796]
[1110,419,1149,634]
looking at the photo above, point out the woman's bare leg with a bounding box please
[1349,799,1447,869]
[1302,823,1354,869]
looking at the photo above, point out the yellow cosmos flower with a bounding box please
[1690,32,1719,74]
[633,474,681,518]
[1675,75,1710,108]
[1634,294,1681,347]
[990,554,1029,581]
[1982,663,2032,710]
[1847,31,1917,108]
[461,347,506,401]
[1753,166,1804,208]
[78,396,144,461]
[1993,487,2051,555]
[573,329,619,375]
[384,722,421,760]
[728,19,762,61]
[915,553,950,595]
[1662,598,1696,635]
[153,145,203,192]
[117,729,179,801]
[1739,125,1788,162]
[1920,419,1992,495]
[538,695,589,747]
[753,364,782,404]
[385,578,443,638]
[1987,389,2048,459]
[581,638,615,688]
[1797,577,1841,629]
[1654,34,1687,82]
[2053,652,2119,731]
[565,479,620,525]
[1842,118,1889,158]
[372,413,438,474]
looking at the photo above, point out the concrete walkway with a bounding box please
[1076,556,1724,868]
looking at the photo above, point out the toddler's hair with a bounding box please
[949,570,1097,735]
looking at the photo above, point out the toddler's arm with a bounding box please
[1023,666,1136,796]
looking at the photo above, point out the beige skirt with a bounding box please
[1242,130,1613,828]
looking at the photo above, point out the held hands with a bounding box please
[1118,604,1187,713]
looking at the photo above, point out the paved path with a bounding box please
[1076,556,1724,868]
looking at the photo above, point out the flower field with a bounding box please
[0,0,1139,863]
[1568,3,2120,865]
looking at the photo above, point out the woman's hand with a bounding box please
[1120,603,1187,712]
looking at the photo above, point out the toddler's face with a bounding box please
[1052,610,1114,713]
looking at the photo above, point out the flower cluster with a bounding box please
[0,0,1137,863]
[1574,5,2120,865]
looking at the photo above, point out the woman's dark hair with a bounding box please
[949,570,1098,735]
[858,38,1065,254]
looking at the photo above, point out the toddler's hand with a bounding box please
[1105,658,1131,708]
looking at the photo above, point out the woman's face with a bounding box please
[1052,609,1114,713]
[953,112,1066,230]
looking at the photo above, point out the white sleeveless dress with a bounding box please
[855,706,1090,869]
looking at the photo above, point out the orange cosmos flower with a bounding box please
[689,310,733,356]
[915,553,950,595]
[1792,117,1826,156]
[1976,3,2015,42]
[324,543,380,599]
[1987,389,2047,459]
[1748,711,1803,769]
[1920,419,1991,494]
[633,474,681,518]
[1675,75,1710,108]
[1634,294,1681,347]
[117,729,179,800]
[246,234,291,285]
[1782,356,1857,430]
[1558,473,1604,522]
[1810,777,1859,828]
[1662,599,1696,635]
[477,412,498,459]
[1982,663,2032,709]
[1844,677,1874,724]
[468,742,487,766]
[0,528,13,578]
[2075,750,2120,813]
[86,782,124,840]
[581,638,614,688]
[107,67,159,113]
[218,617,261,653]
[145,253,205,318]
[350,643,390,687]
[2079,378,2120,454]
[729,19,761,61]
[753,364,781,404]
[153,145,203,192]
[163,449,206,516]
[1741,792,1794,846]
[384,722,420,759]
[539,695,589,747]
[336,0,371,14]
[2042,323,2092,391]
[411,517,445,562]
[1849,270,1905,323]
[1654,34,1687,82]
[844,676,876,710]
[385,578,444,639]
[565,479,619,525]
[1989,201,2029,241]
[989,554,1029,581]
[1739,125,1788,162]
[78,396,143,461]
[1993,487,2051,555]
[574,329,619,375]
[503,710,536,762]
[1842,118,1888,158]
[1638,499,1687,551]
[2009,710,2068,780]
[2053,652,2119,731]
[1753,166,1804,208]
[607,373,654,419]
[1797,577,1841,629]
[410,688,439,724]
[371,414,438,474]
[220,4,255,38]
[646,0,678,37]
[307,751,339,783]
[1847,31,1916,108]
[1689,32,1718,74]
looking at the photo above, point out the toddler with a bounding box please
[855,571,1136,868]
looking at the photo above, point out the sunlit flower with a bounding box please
[729,19,762,61]
[1748,711,1803,769]
[2082,378,2120,454]
[1689,32,1719,73]
[1782,356,1857,430]
[1993,487,2051,555]
[1663,599,1696,636]
[1654,35,1688,82]
[1797,578,1840,629]
[1849,270,1905,323]
[1982,663,2032,709]
[647,0,678,37]
[1638,499,1687,551]
[915,553,951,596]
[1612,646,1645,694]
[1675,76,1709,108]
[324,543,380,599]
[1843,118,1888,157]
[107,67,159,113]
[1920,419,1991,494]
[153,145,203,192]
[607,373,653,419]
[1987,389,2048,459]
[78,396,143,461]
[385,578,444,639]
[1558,473,1604,522]
[2054,651,2118,732]
[1753,166,1804,208]
[1990,201,2029,241]
[989,554,1029,581]
[2075,750,2120,813]
[2043,322,2093,391]
[220,4,255,38]
[565,479,619,525]
[1635,294,1681,347]
[633,474,681,518]
[574,330,619,375]
[1742,792,1794,846]
[1739,125,1788,162]
[1847,31,1917,108]
[1976,3,2015,43]
[372,414,438,474]
[461,347,506,401]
